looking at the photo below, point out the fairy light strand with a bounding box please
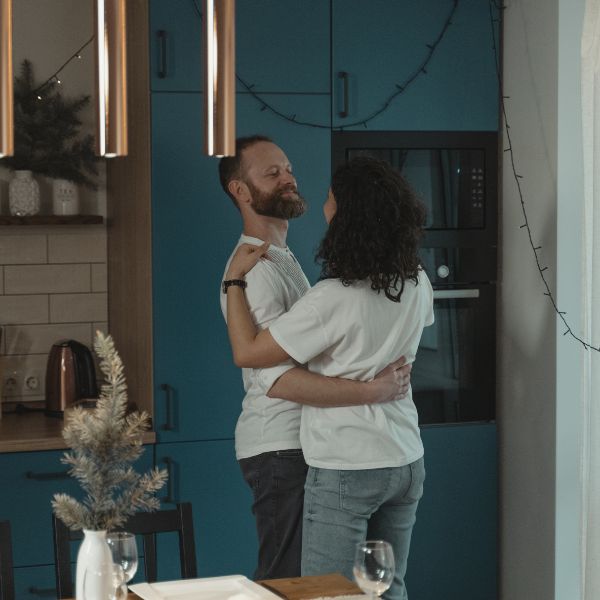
[189,0,458,130]
[32,35,94,98]
[488,0,599,352]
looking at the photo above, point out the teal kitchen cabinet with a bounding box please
[406,423,498,600]
[0,450,81,568]
[331,0,500,131]
[150,0,330,94]
[151,92,330,443]
[0,447,154,595]
[154,440,256,579]
[149,0,201,91]
[13,565,57,600]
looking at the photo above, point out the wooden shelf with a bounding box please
[0,215,104,226]
[0,412,155,453]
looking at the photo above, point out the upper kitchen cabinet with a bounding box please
[149,0,202,91]
[151,92,329,443]
[331,0,500,131]
[150,0,330,94]
[236,0,330,94]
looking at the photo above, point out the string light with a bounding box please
[488,1,600,352]
[31,35,93,99]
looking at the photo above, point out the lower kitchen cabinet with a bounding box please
[0,450,81,567]
[406,423,498,600]
[155,439,257,580]
[13,565,57,599]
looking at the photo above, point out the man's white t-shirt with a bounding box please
[269,272,434,470]
[220,234,310,460]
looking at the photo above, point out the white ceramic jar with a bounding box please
[52,178,80,216]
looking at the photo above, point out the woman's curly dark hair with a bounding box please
[316,156,427,302]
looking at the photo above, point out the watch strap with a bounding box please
[222,279,248,294]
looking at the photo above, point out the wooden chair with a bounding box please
[0,521,15,600]
[52,502,197,599]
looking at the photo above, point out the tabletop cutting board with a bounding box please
[258,573,364,600]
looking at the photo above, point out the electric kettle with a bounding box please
[45,340,99,417]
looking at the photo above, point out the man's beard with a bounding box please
[246,181,307,220]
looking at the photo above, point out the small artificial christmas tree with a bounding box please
[52,331,167,532]
[1,59,98,189]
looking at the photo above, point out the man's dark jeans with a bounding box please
[239,449,308,580]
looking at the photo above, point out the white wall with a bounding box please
[500,0,584,598]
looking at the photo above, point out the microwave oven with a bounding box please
[331,130,499,249]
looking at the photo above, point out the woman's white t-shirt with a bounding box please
[269,271,434,470]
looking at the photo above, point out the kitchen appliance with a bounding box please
[45,340,99,417]
[332,131,498,424]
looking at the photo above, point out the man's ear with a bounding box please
[228,179,251,205]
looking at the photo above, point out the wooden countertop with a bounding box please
[0,412,155,453]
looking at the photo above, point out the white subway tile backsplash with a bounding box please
[0,295,48,324]
[5,264,90,294]
[0,234,47,264]
[4,323,92,355]
[91,263,107,292]
[50,293,108,323]
[48,232,107,263]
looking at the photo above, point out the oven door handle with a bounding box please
[433,288,480,299]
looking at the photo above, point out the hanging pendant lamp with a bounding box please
[203,0,235,157]
[94,0,128,157]
[0,0,13,158]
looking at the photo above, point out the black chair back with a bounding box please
[0,521,15,600]
[53,502,197,599]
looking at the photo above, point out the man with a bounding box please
[219,135,411,580]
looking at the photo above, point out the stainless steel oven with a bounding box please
[332,132,498,424]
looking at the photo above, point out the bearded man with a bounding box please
[218,136,411,579]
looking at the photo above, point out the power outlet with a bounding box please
[3,373,19,396]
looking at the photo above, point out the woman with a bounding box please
[223,156,433,600]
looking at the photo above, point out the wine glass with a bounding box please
[106,531,139,584]
[83,563,127,600]
[353,540,395,600]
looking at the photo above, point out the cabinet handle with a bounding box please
[161,456,175,504]
[338,71,349,118]
[28,587,57,597]
[160,383,175,430]
[25,470,70,481]
[157,30,168,78]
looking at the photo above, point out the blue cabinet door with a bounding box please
[13,565,57,600]
[0,450,80,567]
[406,423,498,600]
[150,0,330,94]
[332,0,500,131]
[155,440,256,580]
[151,92,330,442]
[149,0,202,92]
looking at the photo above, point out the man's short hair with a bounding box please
[218,135,273,208]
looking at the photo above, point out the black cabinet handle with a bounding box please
[160,383,175,431]
[25,470,70,481]
[161,456,175,504]
[28,587,57,597]
[157,30,167,79]
[338,71,349,118]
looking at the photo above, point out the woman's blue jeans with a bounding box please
[301,458,425,600]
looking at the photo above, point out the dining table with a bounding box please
[68,572,365,600]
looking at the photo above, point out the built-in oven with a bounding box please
[332,131,498,425]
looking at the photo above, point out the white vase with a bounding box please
[76,529,113,600]
[8,170,40,216]
[52,178,80,215]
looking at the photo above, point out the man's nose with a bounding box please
[281,172,296,186]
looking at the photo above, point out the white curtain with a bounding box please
[581,2,600,598]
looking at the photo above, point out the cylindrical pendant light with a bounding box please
[94,0,128,157]
[0,0,13,158]
[203,0,235,157]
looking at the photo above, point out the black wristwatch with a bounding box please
[222,279,247,294]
